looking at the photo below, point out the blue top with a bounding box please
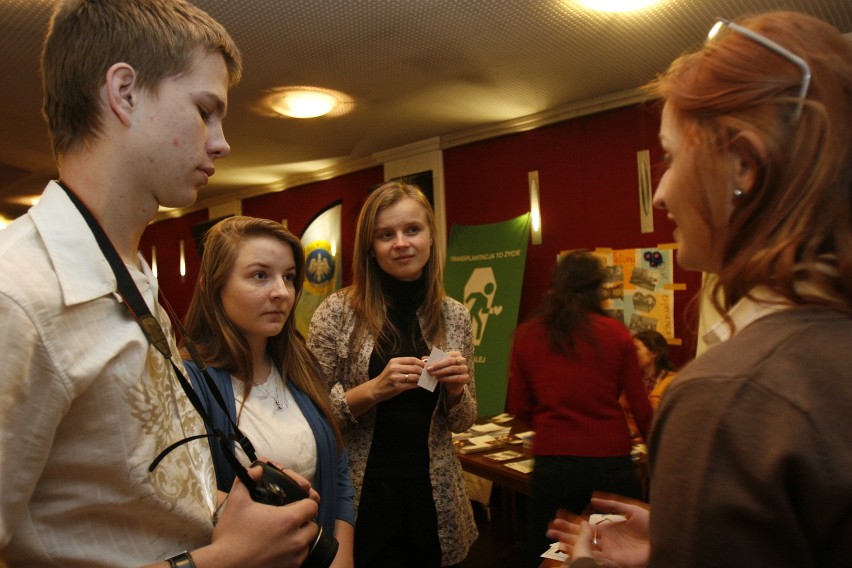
[184,361,355,531]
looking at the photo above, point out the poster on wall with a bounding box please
[294,201,343,337]
[444,213,530,417]
[573,244,680,341]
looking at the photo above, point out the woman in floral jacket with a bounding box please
[308,181,477,567]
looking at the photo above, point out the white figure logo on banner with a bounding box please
[463,266,504,346]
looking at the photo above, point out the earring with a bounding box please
[733,188,745,200]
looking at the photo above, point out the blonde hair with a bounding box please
[349,181,447,353]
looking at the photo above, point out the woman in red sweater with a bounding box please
[507,250,652,567]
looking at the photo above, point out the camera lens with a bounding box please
[303,524,339,568]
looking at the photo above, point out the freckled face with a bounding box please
[652,103,734,273]
[372,197,432,282]
[221,236,297,350]
[134,48,231,209]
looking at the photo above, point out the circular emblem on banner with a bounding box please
[304,241,336,295]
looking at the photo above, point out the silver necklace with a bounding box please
[255,368,288,411]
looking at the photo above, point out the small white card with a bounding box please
[418,346,448,392]
[470,422,509,434]
[590,514,627,526]
[540,541,569,561]
[503,458,535,474]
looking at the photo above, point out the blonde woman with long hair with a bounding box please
[308,182,478,567]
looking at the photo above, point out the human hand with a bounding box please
[262,459,321,504]
[546,494,651,568]
[427,350,469,401]
[573,519,596,560]
[210,463,320,567]
[372,356,426,402]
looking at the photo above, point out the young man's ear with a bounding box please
[104,62,137,128]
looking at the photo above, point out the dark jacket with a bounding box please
[184,361,355,532]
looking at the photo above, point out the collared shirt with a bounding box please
[0,182,215,567]
[702,287,791,347]
[703,264,840,348]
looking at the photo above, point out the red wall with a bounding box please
[442,104,700,366]
[139,209,207,321]
[140,167,383,322]
[142,103,701,366]
[242,166,384,288]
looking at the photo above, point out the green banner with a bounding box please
[444,213,530,417]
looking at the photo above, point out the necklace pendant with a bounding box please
[274,399,284,411]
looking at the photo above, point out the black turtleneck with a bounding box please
[364,269,439,479]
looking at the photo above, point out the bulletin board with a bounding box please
[559,245,684,343]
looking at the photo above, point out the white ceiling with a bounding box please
[1,0,849,222]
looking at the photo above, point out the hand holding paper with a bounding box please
[417,347,446,391]
[418,347,470,400]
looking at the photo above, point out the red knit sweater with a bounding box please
[507,314,652,457]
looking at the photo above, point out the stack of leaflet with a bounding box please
[468,421,512,439]
[455,434,502,454]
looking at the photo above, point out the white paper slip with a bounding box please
[470,422,510,434]
[418,346,448,392]
[455,434,501,454]
[590,514,627,526]
[503,458,534,474]
[491,413,514,423]
[483,450,523,462]
[540,541,569,561]
[467,434,499,446]
[451,431,473,441]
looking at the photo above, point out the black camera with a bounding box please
[251,460,339,568]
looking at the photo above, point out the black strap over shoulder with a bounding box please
[58,181,263,495]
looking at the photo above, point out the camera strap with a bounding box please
[57,181,263,495]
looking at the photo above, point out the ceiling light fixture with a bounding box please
[260,87,353,119]
[577,0,659,13]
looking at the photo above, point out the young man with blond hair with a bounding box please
[0,1,319,566]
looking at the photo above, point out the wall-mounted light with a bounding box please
[151,246,158,278]
[637,150,654,234]
[528,170,543,245]
[179,240,186,283]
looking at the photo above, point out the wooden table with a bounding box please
[455,417,533,495]
[455,417,638,567]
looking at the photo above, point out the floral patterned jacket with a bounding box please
[307,289,478,565]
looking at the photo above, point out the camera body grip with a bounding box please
[249,461,339,568]
[252,460,310,506]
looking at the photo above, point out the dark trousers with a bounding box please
[355,476,452,567]
[524,454,641,568]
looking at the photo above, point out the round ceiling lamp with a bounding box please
[577,0,659,12]
[260,87,353,119]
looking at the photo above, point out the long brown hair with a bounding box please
[651,12,852,317]
[349,181,447,353]
[182,216,342,448]
[537,250,607,356]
